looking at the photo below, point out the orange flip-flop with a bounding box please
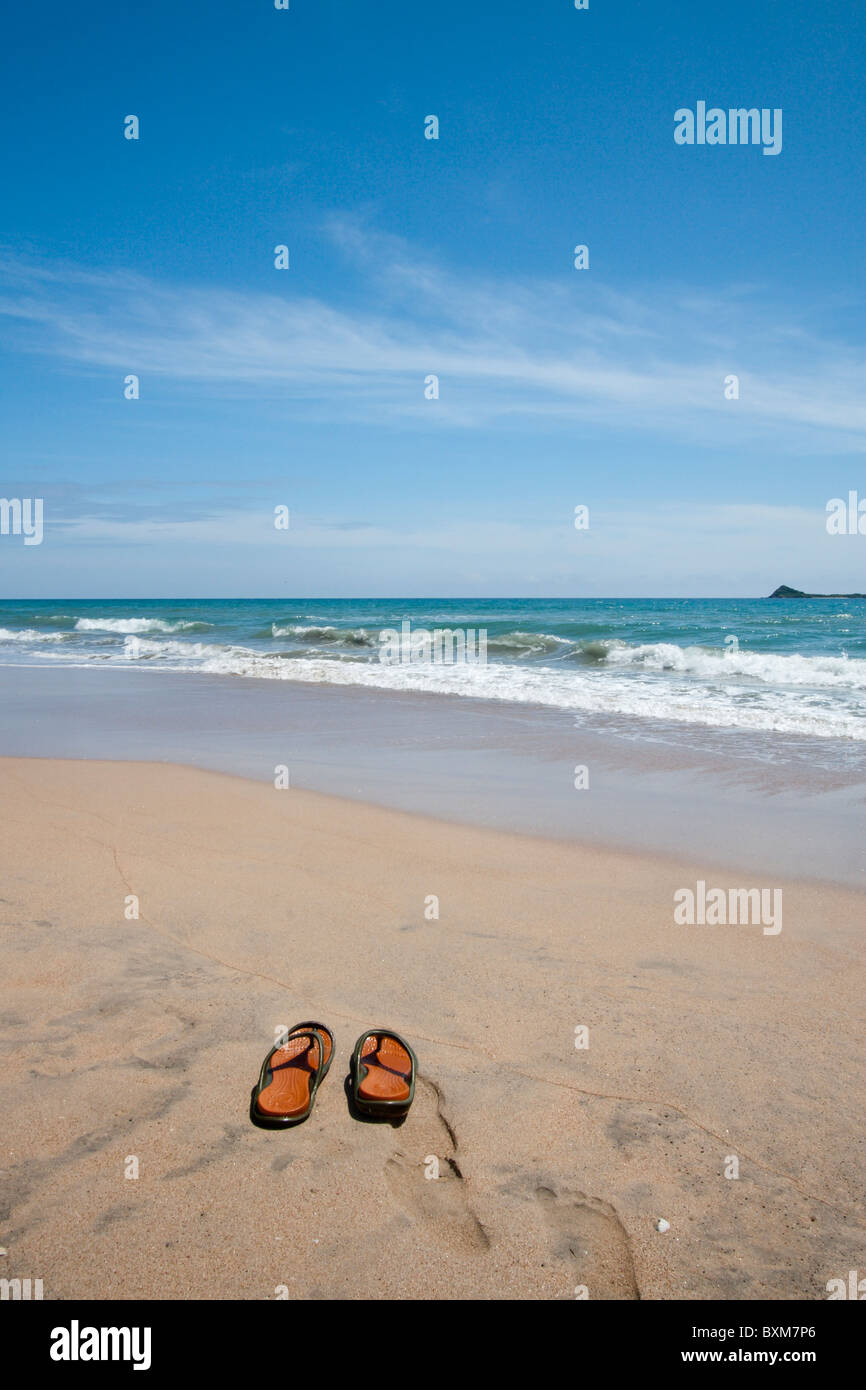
[250,1021,334,1127]
[351,1028,417,1118]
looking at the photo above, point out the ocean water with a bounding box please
[1,596,864,742]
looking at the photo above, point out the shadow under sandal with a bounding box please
[251,1021,334,1127]
[351,1029,417,1118]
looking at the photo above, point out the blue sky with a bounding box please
[1,0,864,597]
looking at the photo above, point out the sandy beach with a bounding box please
[1,755,863,1300]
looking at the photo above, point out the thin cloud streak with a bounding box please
[1,238,865,447]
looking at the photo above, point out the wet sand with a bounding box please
[1,664,864,886]
[0,756,863,1299]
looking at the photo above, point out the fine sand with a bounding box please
[0,756,863,1300]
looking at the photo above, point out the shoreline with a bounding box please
[1,663,863,888]
[7,750,866,897]
[1,756,864,1299]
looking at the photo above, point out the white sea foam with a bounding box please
[0,627,69,643]
[602,641,866,689]
[123,636,238,660]
[75,617,211,634]
[4,625,864,741]
[110,635,866,739]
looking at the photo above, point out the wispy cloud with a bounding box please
[1,229,865,448]
[23,501,846,599]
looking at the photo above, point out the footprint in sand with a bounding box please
[535,1185,639,1300]
[383,1077,489,1254]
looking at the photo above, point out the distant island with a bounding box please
[768,584,866,598]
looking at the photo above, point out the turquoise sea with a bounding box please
[1,596,864,741]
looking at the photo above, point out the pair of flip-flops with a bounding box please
[250,1021,417,1127]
